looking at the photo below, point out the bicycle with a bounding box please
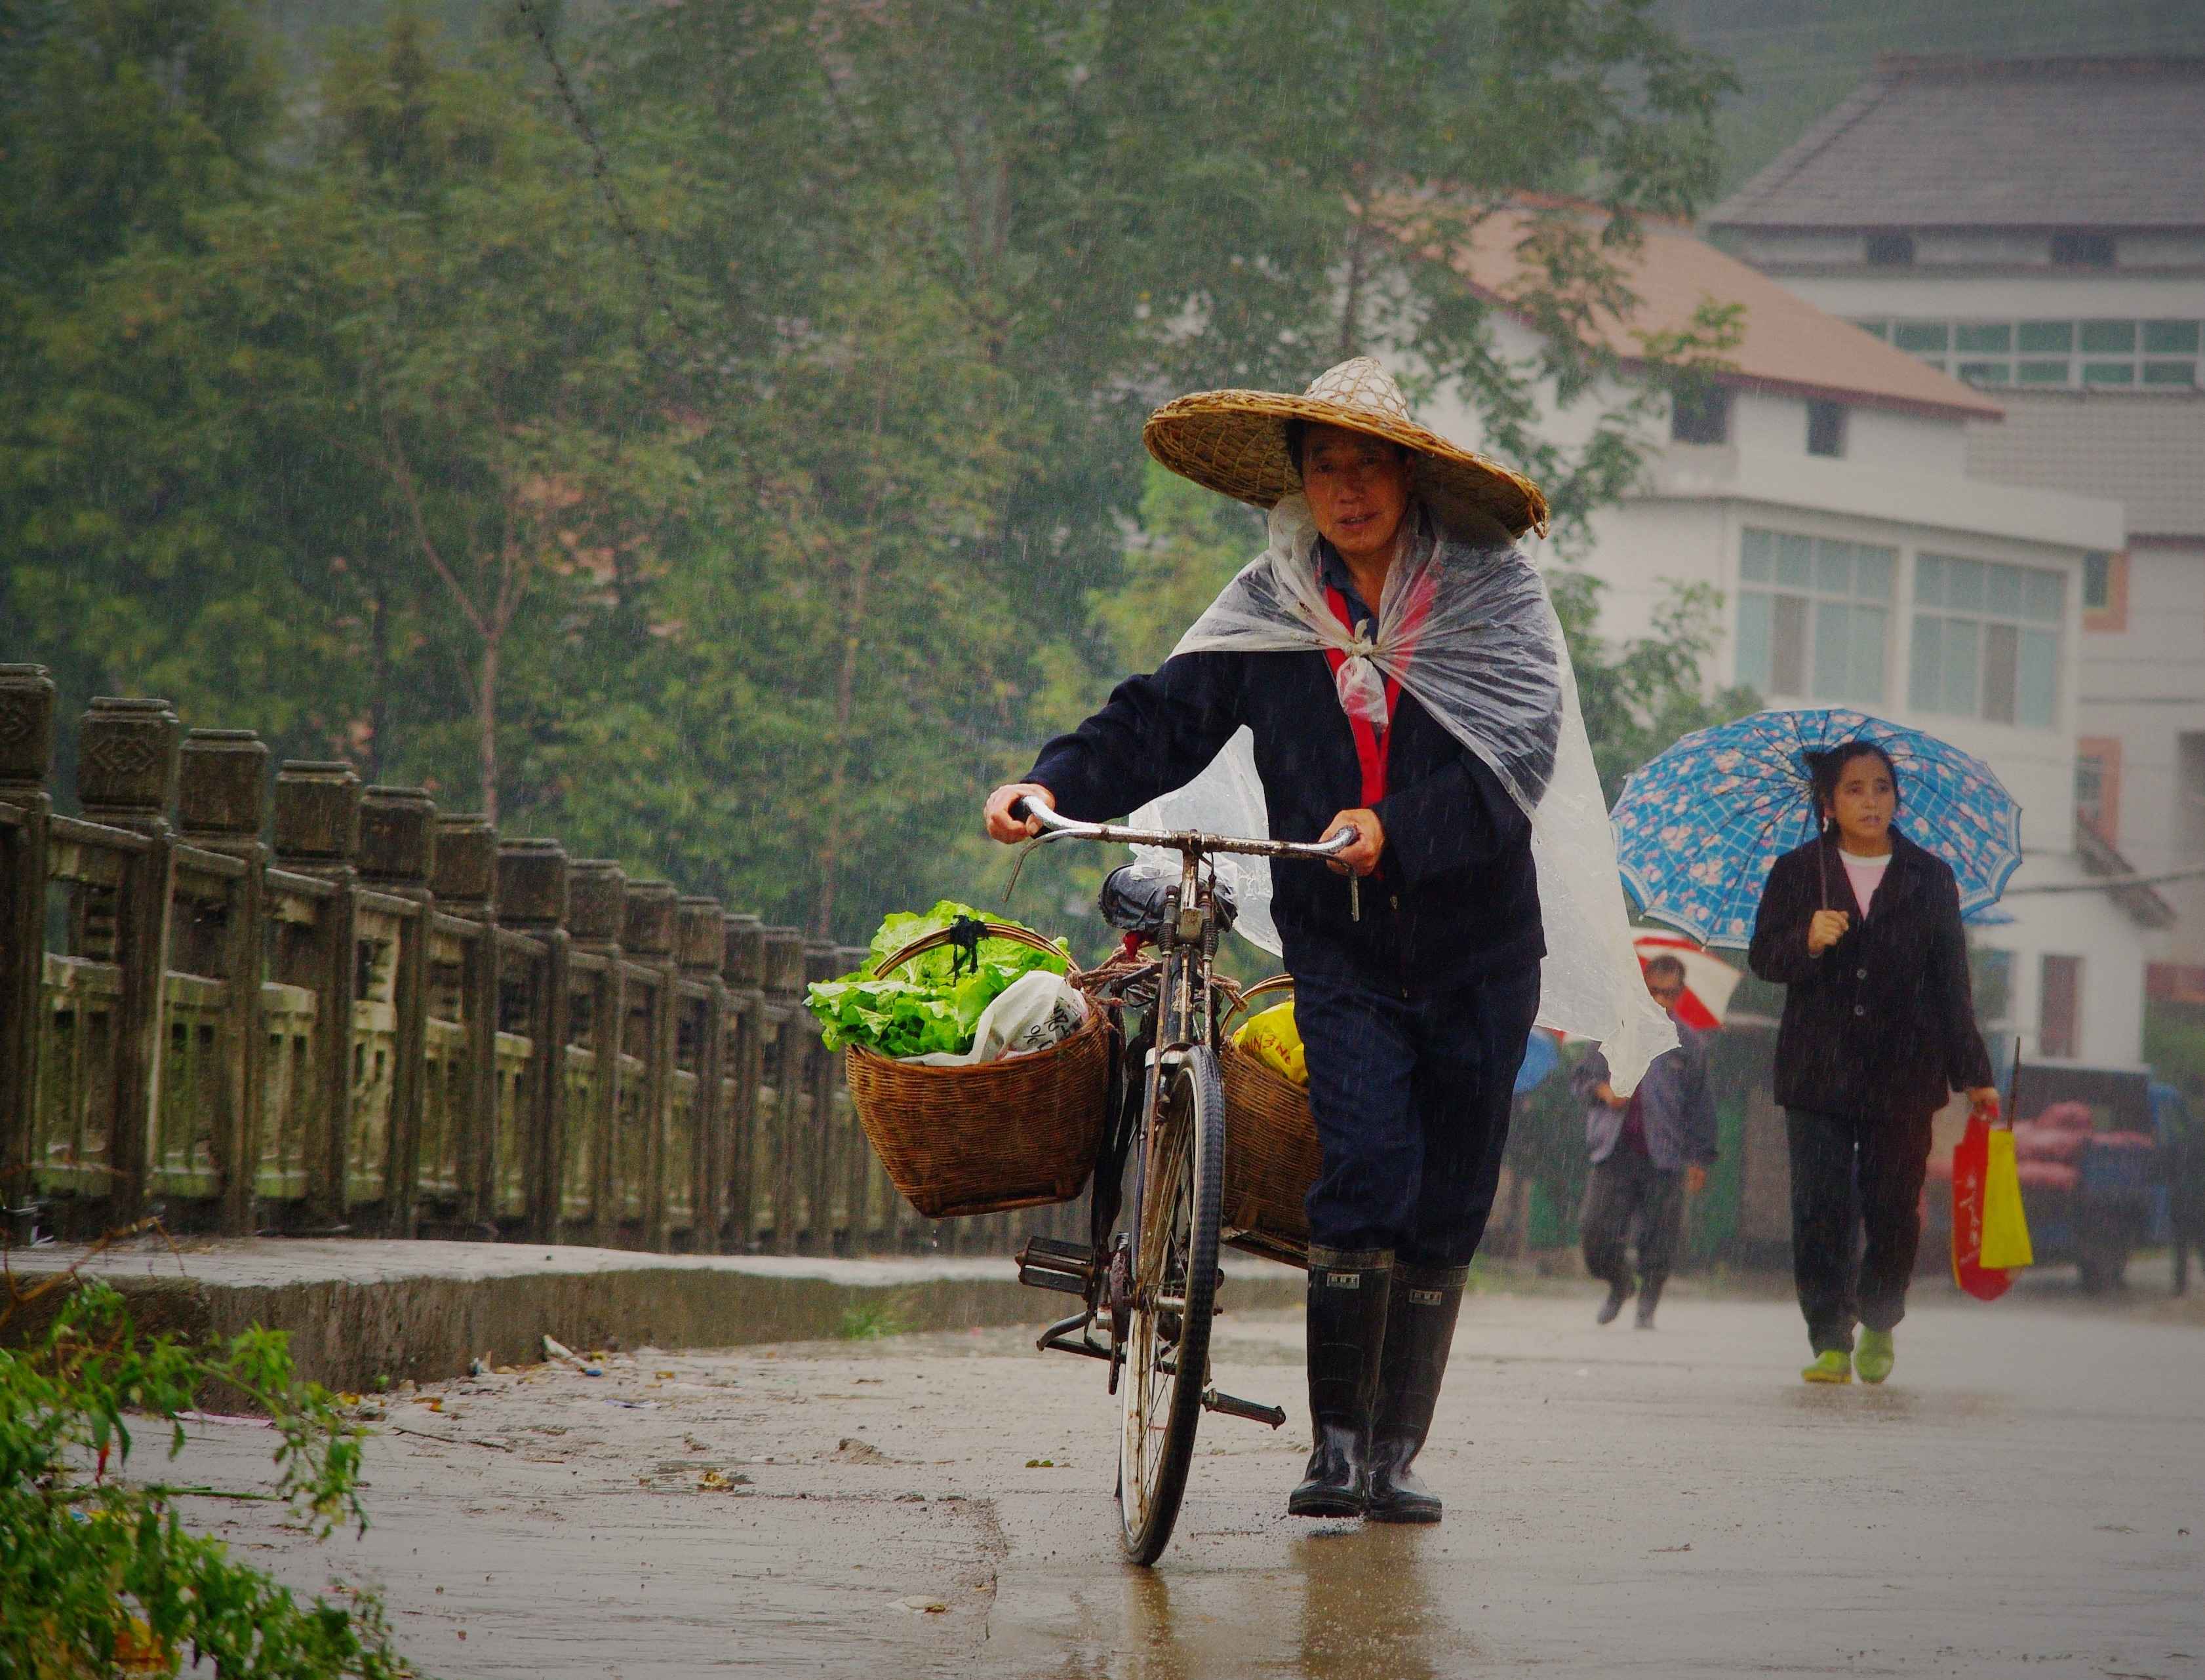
[1008,796,1351,1565]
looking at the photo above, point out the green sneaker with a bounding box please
[1855,1329,1894,1385]
[1801,1348,1852,1384]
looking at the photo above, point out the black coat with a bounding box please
[1747,829,1993,1118]
[1025,646,1546,995]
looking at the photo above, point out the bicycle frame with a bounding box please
[1013,800,1347,1359]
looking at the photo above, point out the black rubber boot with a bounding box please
[1635,1276,1665,1329]
[1365,1261,1468,1525]
[1595,1280,1632,1325]
[1286,1246,1392,1519]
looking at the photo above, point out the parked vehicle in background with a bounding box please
[1928,1058,2172,1294]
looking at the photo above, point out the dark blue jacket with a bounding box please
[1747,829,1993,1116]
[1025,646,1545,995]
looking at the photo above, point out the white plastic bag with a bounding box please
[909,970,1089,1067]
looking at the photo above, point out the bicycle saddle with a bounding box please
[1098,864,1237,939]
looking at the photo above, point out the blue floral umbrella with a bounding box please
[1609,709,2023,950]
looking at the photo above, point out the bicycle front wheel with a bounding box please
[1117,1045,1224,1565]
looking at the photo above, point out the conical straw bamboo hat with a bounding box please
[1142,356,1549,540]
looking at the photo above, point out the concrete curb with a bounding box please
[1,1238,1307,1392]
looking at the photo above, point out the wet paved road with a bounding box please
[163,1269,2205,1678]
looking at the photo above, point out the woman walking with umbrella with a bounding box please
[1610,709,2022,1385]
[1747,741,2000,1384]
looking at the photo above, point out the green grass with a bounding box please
[837,1297,910,1340]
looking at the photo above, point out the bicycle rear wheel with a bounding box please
[1117,1045,1224,1565]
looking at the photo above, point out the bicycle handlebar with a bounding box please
[1013,796,1355,861]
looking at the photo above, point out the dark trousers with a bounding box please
[1296,962,1540,1268]
[1785,1106,1935,1354]
[1580,1148,1685,1291]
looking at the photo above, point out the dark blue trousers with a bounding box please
[1296,963,1541,1267]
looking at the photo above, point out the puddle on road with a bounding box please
[1011,1524,1484,1679]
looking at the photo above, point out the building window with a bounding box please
[1866,232,1916,266]
[1738,528,1894,705]
[1868,317,2200,389]
[1671,385,1731,445]
[1909,553,2064,728]
[2075,736,2120,844]
[2179,733,2205,866]
[2050,232,2116,267]
[2082,553,2112,611]
[2081,550,2128,633]
[2040,954,2083,1060]
[1806,400,1847,458]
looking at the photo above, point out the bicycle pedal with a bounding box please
[1017,1236,1096,1298]
[1201,1387,1286,1430]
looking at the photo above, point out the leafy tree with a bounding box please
[537,233,1031,933]
[1549,570,1760,806]
[0,0,285,773]
[0,0,278,302]
[4,11,707,816]
[2,0,1747,948]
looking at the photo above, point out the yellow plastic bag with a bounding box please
[1979,1125,2035,1271]
[1234,1000,1307,1086]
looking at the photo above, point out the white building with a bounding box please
[1427,206,2156,1066]
[1705,53,2205,1021]
[1968,392,2205,1006]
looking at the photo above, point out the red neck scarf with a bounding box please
[1319,568,1435,805]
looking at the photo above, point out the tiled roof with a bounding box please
[1964,387,2205,540]
[1709,56,2205,231]
[1444,206,2003,420]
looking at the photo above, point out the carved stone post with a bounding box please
[834,943,875,1249]
[273,762,361,1227]
[623,880,679,1250]
[77,697,182,1224]
[0,665,56,1202]
[358,786,436,1236]
[497,838,568,1242]
[803,940,843,1254]
[720,913,765,1251]
[761,926,807,1254]
[678,895,726,1251]
[433,814,499,1230]
[567,859,627,1244]
[178,728,269,1236]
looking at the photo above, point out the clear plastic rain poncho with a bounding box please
[1128,494,1676,1094]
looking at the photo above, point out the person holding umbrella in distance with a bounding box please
[1748,741,2000,1384]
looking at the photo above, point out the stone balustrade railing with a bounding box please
[0,664,1067,1257]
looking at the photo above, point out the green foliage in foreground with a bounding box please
[0,1281,418,1679]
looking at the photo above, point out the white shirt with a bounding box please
[1838,846,1893,918]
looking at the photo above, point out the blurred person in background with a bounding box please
[1572,954,1717,1329]
[1749,742,1998,1386]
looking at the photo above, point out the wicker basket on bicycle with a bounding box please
[1218,975,1321,1267]
[842,920,1111,1219]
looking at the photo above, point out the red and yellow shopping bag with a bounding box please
[1952,1114,2033,1299]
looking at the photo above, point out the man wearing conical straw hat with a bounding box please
[985,358,1668,1525]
